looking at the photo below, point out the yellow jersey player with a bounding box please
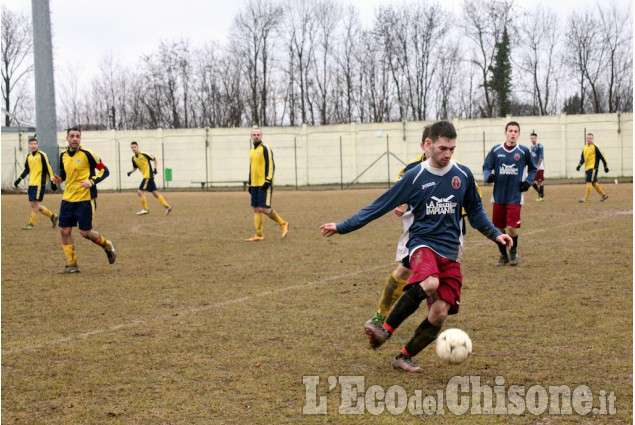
[126,141,172,215]
[576,133,609,202]
[51,127,116,274]
[13,135,59,229]
[245,127,289,241]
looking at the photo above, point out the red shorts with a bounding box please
[406,247,462,315]
[534,170,544,184]
[492,203,521,229]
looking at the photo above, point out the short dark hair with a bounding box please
[131,141,138,146]
[66,127,81,135]
[421,124,432,142]
[428,121,457,142]
[530,131,537,137]
[28,134,38,142]
[505,121,520,131]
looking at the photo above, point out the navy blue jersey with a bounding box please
[483,143,537,205]
[336,160,501,262]
[530,143,544,170]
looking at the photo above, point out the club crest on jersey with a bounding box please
[452,176,461,189]
[498,163,518,175]
[426,195,457,215]
[514,153,520,161]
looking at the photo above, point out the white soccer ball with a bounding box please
[435,328,472,365]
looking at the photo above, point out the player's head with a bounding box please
[251,127,262,144]
[130,141,140,154]
[530,131,537,145]
[504,121,520,146]
[66,127,82,151]
[28,135,38,152]
[425,121,457,168]
[586,133,594,144]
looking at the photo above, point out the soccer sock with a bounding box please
[403,318,442,358]
[377,272,407,317]
[156,194,170,208]
[592,182,606,196]
[511,236,518,254]
[539,186,544,198]
[62,244,78,266]
[384,284,427,332]
[266,210,286,226]
[39,207,53,218]
[93,234,111,249]
[140,196,149,210]
[584,183,592,199]
[254,213,264,236]
[29,211,38,225]
[497,231,508,257]
[532,183,540,193]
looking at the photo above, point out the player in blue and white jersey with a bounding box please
[321,121,512,373]
[482,121,537,266]
[529,131,545,201]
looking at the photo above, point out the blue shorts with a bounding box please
[28,185,45,202]
[58,200,94,231]
[250,186,272,208]
[139,178,158,192]
[585,169,599,183]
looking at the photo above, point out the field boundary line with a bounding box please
[2,265,387,355]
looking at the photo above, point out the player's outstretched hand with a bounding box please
[127,171,132,176]
[154,169,158,175]
[13,178,20,187]
[51,175,62,184]
[51,183,58,191]
[496,234,513,248]
[604,167,609,173]
[520,181,530,192]
[320,223,338,237]
[576,164,581,171]
[486,174,496,183]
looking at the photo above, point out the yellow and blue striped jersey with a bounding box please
[132,152,156,179]
[249,142,274,187]
[59,146,108,202]
[580,143,608,171]
[19,150,54,186]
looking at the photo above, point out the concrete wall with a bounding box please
[2,113,631,191]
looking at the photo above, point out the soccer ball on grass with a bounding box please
[435,328,472,365]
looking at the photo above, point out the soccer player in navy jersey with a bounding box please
[482,121,537,266]
[529,131,545,201]
[321,121,512,373]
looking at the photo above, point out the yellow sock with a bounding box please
[39,207,53,218]
[156,194,170,208]
[29,211,38,225]
[62,244,78,266]
[140,196,149,210]
[592,182,606,196]
[267,210,286,226]
[93,234,110,249]
[254,213,264,236]
[584,183,592,199]
[377,272,408,317]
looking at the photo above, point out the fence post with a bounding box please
[340,136,343,190]
[294,136,298,190]
[386,134,391,187]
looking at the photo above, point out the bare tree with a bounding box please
[1,6,34,126]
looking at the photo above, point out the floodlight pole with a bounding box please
[31,0,58,172]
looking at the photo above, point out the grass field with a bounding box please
[1,182,632,424]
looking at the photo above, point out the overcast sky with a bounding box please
[2,0,626,88]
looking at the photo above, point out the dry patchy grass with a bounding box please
[1,182,632,424]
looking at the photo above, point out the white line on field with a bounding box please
[2,264,387,355]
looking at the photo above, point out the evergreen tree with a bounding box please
[489,26,512,117]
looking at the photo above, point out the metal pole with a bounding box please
[205,127,209,188]
[116,140,121,192]
[294,136,298,190]
[162,139,166,191]
[386,135,391,188]
[339,136,343,190]
[31,0,58,173]
[482,131,486,162]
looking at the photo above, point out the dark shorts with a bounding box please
[585,169,599,183]
[139,178,158,192]
[28,185,45,202]
[58,200,94,231]
[250,185,272,208]
[492,203,522,229]
[406,247,462,315]
[534,170,544,184]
